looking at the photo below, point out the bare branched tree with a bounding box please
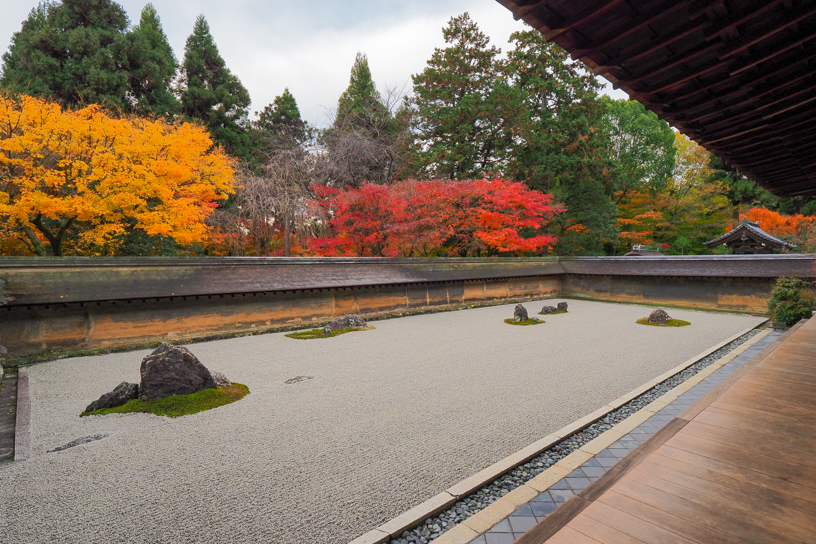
[317,84,411,187]
[237,147,314,256]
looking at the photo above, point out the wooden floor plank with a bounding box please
[544,526,603,544]
[566,515,649,544]
[582,499,701,544]
[695,406,812,437]
[627,467,816,541]
[680,420,816,469]
[611,476,806,544]
[645,451,816,516]
[665,433,816,488]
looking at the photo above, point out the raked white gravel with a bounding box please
[0,299,764,544]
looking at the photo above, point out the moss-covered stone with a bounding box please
[538,310,567,315]
[504,318,545,326]
[81,383,249,418]
[285,326,374,340]
[636,318,690,327]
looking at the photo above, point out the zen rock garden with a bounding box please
[83,343,246,417]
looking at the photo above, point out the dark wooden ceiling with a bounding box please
[496,0,816,197]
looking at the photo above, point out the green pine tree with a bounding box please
[253,88,309,149]
[408,13,511,179]
[180,15,251,157]
[127,4,180,117]
[1,0,131,109]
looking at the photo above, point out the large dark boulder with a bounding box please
[557,302,568,312]
[84,382,139,413]
[140,343,216,401]
[323,315,368,335]
[540,306,557,315]
[513,304,529,322]
[648,309,672,324]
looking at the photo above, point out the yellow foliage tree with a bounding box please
[0,94,235,255]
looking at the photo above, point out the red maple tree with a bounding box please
[310,179,563,257]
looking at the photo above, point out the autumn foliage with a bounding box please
[310,179,563,257]
[741,208,816,252]
[0,95,235,255]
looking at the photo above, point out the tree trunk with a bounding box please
[22,225,47,256]
[284,212,291,257]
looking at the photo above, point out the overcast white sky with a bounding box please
[0,0,627,126]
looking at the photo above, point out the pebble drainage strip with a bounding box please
[389,328,762,544]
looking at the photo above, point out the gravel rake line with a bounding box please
[388,328,762,544]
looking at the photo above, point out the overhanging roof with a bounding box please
[496,0,816,197]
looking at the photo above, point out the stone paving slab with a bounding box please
[455,330,781,544]
[0,300,764,544]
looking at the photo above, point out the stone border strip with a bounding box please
[14,366,30,461]
[512,321,801,544]
[348,322,768,544]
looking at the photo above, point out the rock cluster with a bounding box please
[323,314,367,335]
[84,343,231,413]
[540,302,568,314]
[648,309,672,324]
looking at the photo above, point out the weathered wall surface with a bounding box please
[1,255,813,361]
[0,276,561,359]
[561,275,776,313]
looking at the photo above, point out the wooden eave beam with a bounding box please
[680,70,816,125]
[705,0,787,41]
[719,4,816,60]
[569,0,718,60]
[545,0,629,41]
[730,25,816,76]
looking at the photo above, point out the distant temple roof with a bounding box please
[624,245,664,257]
[705,218,796,254]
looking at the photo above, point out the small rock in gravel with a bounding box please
[84,382,139,413]
[557,302,568,312]
[210,370,231,388]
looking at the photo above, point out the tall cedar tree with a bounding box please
[505,30,617,254]
[320,53,405,186]
[408,13,514,179]
[602,97,675,202]
[180,16,251,157]
[127,4,179,117]
[335,53,391,135]
[253,88,308,150]
[1,0,130,109]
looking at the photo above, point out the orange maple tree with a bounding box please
[310,179,563,257]
[741,207,816,252]
[0,95,235,255]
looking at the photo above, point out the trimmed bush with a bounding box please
[768,278,815,327]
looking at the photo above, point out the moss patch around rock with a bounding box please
[538,310,567,316]
[81,383,249,418]
[636,318,691,327]
[504,318,545,326]
[285,326,374,340]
